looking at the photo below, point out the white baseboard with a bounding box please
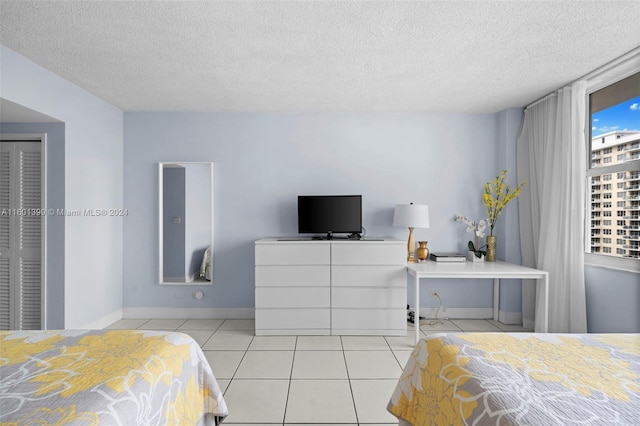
[122,307,255,320]
[78,308,123,330]
[416,307,524,324]
[498,310,523,325]
[418,307,493,320]
[523,318,536,331]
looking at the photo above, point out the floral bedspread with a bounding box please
[0,329,228,425]
[388,333,640,425]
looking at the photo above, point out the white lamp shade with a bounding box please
[393,204,430,228]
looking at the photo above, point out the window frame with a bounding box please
[584,52,640,274]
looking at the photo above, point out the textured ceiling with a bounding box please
[1,1,639,113]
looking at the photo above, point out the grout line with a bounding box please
[339,336,360,425]
[281,335,297,424]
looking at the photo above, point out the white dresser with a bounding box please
[255,238,406,336]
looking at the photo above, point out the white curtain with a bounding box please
[516,81,588,333]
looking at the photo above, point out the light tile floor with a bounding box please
[105,318,531,425]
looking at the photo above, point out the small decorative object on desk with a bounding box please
[430,252,466,262]
[483,170,526,261]
[416,241,429,262]
[455,215,487,260]
[466,245,485,262]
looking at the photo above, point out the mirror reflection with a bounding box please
[159,162,213,284]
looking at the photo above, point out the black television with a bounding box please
[298,195,362,239]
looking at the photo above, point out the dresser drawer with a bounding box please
[331,265,405,287]
[255,242,330,265]
[255,308,330,330]
[332,308,406,331]
[256,287,330,308]
[256,265,330,287]
[332,287,406,309]
[331,242,405,265]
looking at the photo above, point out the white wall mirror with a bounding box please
[159,162,213,285]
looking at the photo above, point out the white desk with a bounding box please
[407,261,549,343]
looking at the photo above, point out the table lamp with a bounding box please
[393,203,430,263]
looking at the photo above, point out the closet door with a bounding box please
[0,141,43,330]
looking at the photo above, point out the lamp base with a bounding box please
[406,227,418,263]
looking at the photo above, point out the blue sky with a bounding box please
[592,96,640,137]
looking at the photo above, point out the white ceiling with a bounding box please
[1,1,639,113]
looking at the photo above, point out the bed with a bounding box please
[0,329,228,425]
[388,332,639,425]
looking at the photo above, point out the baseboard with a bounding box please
[523,318,536,331]
[78,308,123,330]
[498,310,523,325]
[122,307,255,320]
[418,307,493,320]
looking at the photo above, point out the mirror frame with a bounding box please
[158,162,214,285]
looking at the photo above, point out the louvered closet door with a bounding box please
[0,142,43,330]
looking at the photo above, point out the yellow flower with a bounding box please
[483,169,526,235]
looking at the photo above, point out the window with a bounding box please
[586,69,640,269]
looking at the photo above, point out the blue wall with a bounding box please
[123,112,523,313]
[1,45,124,328]
[585,265,640,332]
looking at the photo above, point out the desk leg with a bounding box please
[542,274,549,333]
[493,278,499,322]
[415,274,420,344]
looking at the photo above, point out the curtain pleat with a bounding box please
[517,82,588,333]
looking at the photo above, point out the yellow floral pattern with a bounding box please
[389,337,477,425]
[388,333,640,425]
[0,330,228,425]
[0,331,64,366]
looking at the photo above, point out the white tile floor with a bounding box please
[104,318,531,425]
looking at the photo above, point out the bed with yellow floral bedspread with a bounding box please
[0,329,228,425]
[388,333,640,425]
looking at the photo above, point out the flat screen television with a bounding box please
[298,195,362,239]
